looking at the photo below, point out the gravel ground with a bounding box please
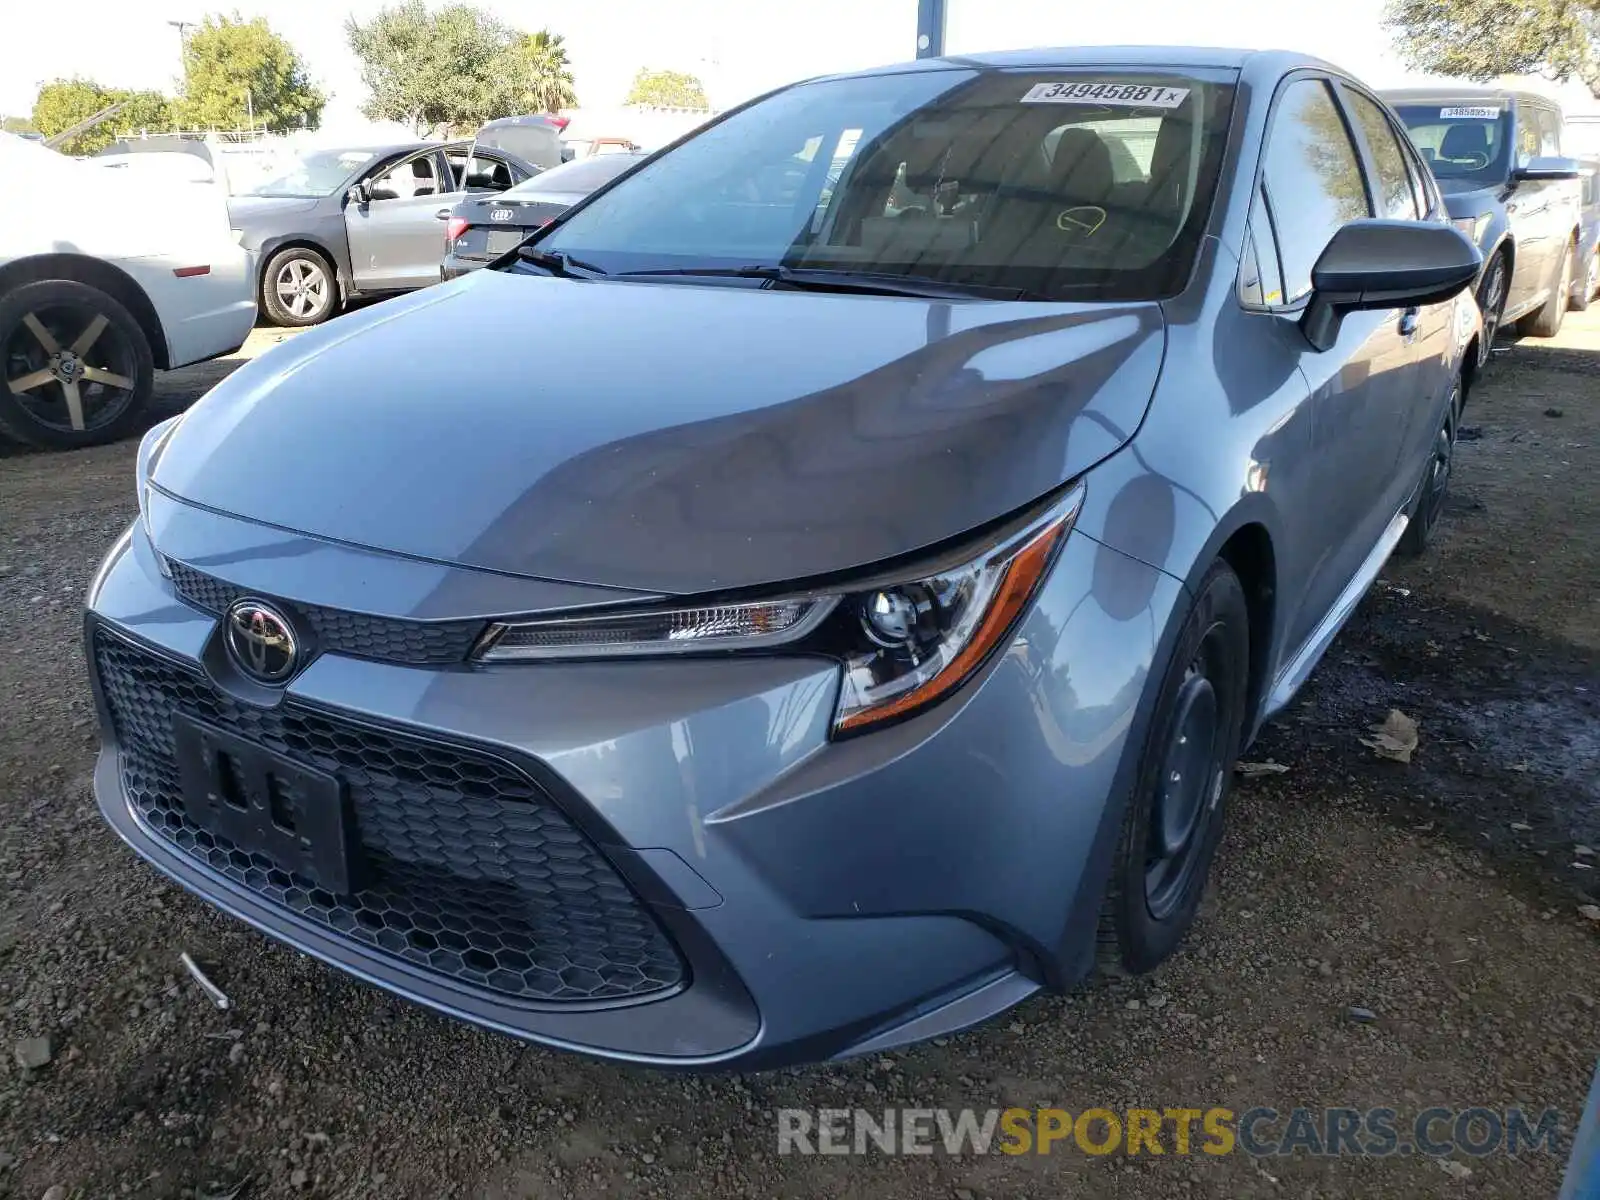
[1,312,1597,1199]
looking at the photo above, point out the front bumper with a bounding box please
[85,498,1179,1068]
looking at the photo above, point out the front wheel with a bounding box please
[1396,375,1461,559]
[1570,248,1598,313]
[1475,251,1508,366]
[261,247,337,327]
[1097,560,1250,975]
[0,279,154,450]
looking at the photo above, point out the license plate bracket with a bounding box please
[172,716,354,895]
[486,229,523,255]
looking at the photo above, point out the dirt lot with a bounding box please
[1,313,1597,1199]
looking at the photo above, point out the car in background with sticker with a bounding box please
[92,48,1483,1069]
[1385,88,1583,357]
[440,152,648,280]
[229,140,539,327]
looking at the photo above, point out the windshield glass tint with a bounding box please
[240,149,375,197]
[507,156,640,196]
[1393,106,1510,184]
[538,69,1236,300]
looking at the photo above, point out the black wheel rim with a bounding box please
[1419,384,1459,534]
[1478,258,1505,354]
[3,300,139,434]
[1145,626,1231,921]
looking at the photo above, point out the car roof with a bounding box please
[1381,86,1556,109]
[822,45,1345,79]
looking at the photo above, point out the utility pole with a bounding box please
[915,0,947,59]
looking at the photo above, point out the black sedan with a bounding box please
[441,153,647,279]
[230,141,537,326]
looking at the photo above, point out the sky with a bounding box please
[3,0,1597,127]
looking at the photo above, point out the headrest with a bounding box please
[1440,122,1491,159]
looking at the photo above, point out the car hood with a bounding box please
[226,194,321,222]
[1435,179,1503,207]
[153,269,1165,594]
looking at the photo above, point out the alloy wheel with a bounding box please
[3,302,139,434]
[275,259,331,321]
[1477,255,1505,362]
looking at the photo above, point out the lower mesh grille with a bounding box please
[93,629,685,1005]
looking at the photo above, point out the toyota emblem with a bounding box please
[224,599,299,683]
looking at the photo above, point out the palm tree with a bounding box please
[513,29,577,114]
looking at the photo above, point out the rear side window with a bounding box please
[1261,79,1372,304]
[1345,90,1418,220]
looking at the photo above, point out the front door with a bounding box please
[345,150,453,293]
[1255,78,1420,641]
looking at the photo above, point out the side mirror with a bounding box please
[366,183,400,202]
[1302,219,1482,352]
[1513,155,1581,182]
[346,182,370,205]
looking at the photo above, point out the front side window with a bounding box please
[1515,108,1541,168]
[1394,104,1511,184]
[1261,79,1372,304]
[1534,107,1563,156]
[534,69,1237,300]
[371,153,439,200]
[1346,90,1418,220]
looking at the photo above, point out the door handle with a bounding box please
[435,208,451,220]
[1398,308,1419,338]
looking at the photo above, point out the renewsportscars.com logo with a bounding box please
[776,1106,1566,1158]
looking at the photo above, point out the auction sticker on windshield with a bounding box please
[1021,81,1190,108]
[1440,106,1501,119]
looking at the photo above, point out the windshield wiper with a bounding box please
[619,264,1028,301]
[514,247,608,277]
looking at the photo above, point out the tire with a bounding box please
[1519,244,1571,338]
[1475,249,1508,366]
[0,279,154,450]
[261,247,337,327]
[1396,374,1462,559]
[1570,248,1598,313]
[1096,560,1250,976]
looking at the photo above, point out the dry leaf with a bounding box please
[1360,708,1419,763]
[1235,761,1291,777]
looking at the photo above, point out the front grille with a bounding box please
[93,629,686,1005]
[166,560,484,666]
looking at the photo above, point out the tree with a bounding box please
[624,68,710,109]
[178,13,325,132]
[30,79,174,154]
[1385,0,1600,97]
[506,29,578,113]
[347,1,521,134]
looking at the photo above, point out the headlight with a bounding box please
[135,417,181,578]
[1451,213,1491,244]
[475,483,1084,736]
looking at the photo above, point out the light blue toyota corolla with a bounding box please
[87,46,1480,1068]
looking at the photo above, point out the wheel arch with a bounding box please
[0,253,169,369]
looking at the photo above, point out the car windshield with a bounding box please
[505,155,641,197]
[533,68,1236,300]
[1393,105,1511,185]
[239,148,378,198]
